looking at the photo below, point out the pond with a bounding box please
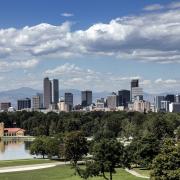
[0,139,35,160]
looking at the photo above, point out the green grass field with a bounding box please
[0,165,146,180]
[0,159,56,167]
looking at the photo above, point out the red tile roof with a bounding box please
[4,128,25,133]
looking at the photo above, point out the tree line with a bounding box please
[0,111,179,140]
[0,111,180,179]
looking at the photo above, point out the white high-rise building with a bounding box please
[175,95,180,103]
[161,101,170,112]
[169,103,180,112]
[32,95,41,110]
[131,87,143,102]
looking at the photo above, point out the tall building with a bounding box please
[0,102,11,112]
[81,90,92,107]
[17,98,31,110]
[175,95,180,103]
[131,87,143,102]
[43,77,52,109]
[36,93,43,108]
[65,93,73,111]
[131,79,139,101]
[52,79,59,104]
[154,96,165,112]
[165,94,175,103]
[107,92,118,110]
[32,95,41,110]
[118,90,130,108]
[161,100,170,112]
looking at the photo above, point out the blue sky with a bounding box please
[0,0,180,93]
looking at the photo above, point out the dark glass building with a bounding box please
[65,92,73,111]
[81,90,92,107]
[43,77,52,109]
[165,94,175,103]
[131,79,139,101]
[52,79,59,104]
[17,98,31,110]
[118,90,130,108]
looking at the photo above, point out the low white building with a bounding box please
[169,103,180,113]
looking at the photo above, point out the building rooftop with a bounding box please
[4,128,25,133]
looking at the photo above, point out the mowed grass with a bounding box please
[0,165,146,180]
[0,159,56,167]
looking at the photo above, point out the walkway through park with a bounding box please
[0,161,150,179]
[125,168,150,179]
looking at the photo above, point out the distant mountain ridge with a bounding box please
[0,87,175,108]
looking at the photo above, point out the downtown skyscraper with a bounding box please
[81,90,92,107]
[52,79,59,104]
[43,77,52,109]
[43,78,59,109]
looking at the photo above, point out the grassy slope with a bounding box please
[0,165,146,180]
[0,159,56,167]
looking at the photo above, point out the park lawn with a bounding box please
[0,165,146,180]
[133,167,150,177]
[0,159,56,167]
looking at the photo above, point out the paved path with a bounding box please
[0,161,150,180]
[125,168,150,179]
[0,161,70,173]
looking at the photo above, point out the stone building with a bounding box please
[0,122,25,137]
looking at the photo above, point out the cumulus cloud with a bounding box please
[144,2,180,11]
[44,63,180,93]
[0,59,38,72]
[61,13,74,17]
[1,8,180,65]
[44,63,141,91]
[155,78,177,85]
[143,4,164,11]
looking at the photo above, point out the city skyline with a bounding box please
[0,0,180,93]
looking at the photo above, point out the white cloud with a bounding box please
[61,13,74,17]
[44,64,180,93]
[1,8,180,65]
[168,2,180,9]
[144,4,164,11]
[0,59,38,72]
[44,63,142,91]
[144,2,180,11]
[155,78,177,85]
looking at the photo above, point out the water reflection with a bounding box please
[0,139,34,160]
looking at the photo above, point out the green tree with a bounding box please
[45,137,60,159]
[30,136,47,159]
[151,139,180,180]
[85,139,130,180]
[128,134,160,167]
[64,131,88,173]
